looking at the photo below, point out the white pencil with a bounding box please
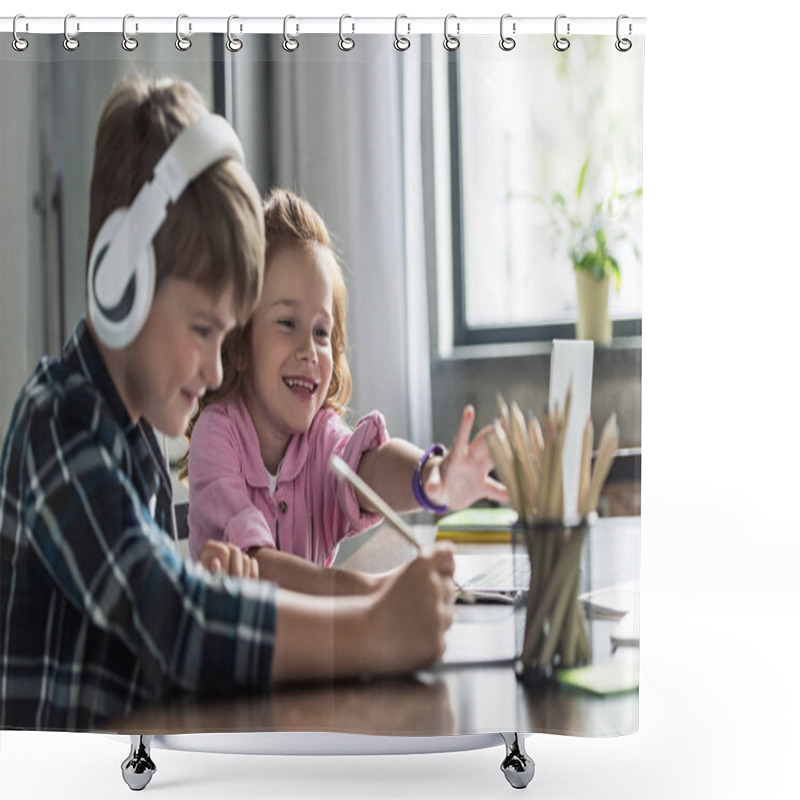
[329,455,421,552]
[329,455,512,605]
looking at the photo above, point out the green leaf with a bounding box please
[607,256,621,291]
[576,157,590,200]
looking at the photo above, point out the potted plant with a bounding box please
[544,158,642,346]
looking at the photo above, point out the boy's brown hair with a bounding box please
[87,75,264,326]
[179,188,352,479]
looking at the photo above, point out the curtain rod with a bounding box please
[1,16,646,37]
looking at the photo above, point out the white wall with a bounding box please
[0,59,47,438]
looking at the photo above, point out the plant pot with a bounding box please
[575,269,612,346]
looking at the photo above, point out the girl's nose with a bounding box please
[295,331,318,363]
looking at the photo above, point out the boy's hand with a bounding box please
[424,405,510,510]
[198,541,260,580]
[367,544,456,672]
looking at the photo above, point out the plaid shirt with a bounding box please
[0,319,277,731]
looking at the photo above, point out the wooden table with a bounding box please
[105,517,640,738]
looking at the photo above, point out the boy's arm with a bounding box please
[26,446,277,697]
[27,441,455,689]
[271,546,456,682]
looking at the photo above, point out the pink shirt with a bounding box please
[187,393,388,566]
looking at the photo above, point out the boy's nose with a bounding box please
[203,344,224,389]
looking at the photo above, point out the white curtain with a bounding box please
[231,36,433,445]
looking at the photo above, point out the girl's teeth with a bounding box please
[285,378,315,392]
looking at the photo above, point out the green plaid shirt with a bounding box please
[0,318,276,731]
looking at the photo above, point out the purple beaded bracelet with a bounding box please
[413,443,448,514]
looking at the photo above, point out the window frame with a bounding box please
[447,57,642,348]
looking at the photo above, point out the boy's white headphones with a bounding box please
[88,114,245,349]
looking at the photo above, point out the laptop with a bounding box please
[440,551,529,666]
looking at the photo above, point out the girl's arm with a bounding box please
[247,545,390,596]
[356,405,509,514]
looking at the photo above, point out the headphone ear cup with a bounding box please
[88,208,156,349]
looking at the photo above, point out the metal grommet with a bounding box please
[338,14,355,51]
[122,14,138,51]
[499,14,516,51]
[553,14,570,52]
[12,14,29,52]
[63,13,79,51]
[176,13,192,51]
[226,15,243,52]
[444,14,460,51]
[282,15,299,52]
[615,14,632,52]
[394,14,410,51]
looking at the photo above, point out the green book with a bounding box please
[436,507,519,542]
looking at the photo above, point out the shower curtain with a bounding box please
[0,12,643,789]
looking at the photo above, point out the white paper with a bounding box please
[548,340,594,521]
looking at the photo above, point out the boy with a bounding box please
[0,76,455,731]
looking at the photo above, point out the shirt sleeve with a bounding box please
[187,408,276,560]
[310,409,390,559]
[23,426,277,700]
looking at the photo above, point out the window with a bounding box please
[444,37,643,346]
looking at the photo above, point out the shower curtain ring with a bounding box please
[553,14,570,51]
[615,15,632,52]
[226,15,243,52]
[63,13,79,51]
[338,14,355,51]
[394,14,411,51]
[283,15,299,51]
[499,14,516,51]
[12,14,29,52]
[122,15,138,51]
[176,14,192,51]
[444,14,460,51]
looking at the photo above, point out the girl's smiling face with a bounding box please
[243,243,335,472]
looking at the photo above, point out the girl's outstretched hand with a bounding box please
[424,405,510,510]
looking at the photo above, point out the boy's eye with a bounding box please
[194,326,212,339]
[278,319,294,329]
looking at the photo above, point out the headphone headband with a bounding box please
[88,114,245,349]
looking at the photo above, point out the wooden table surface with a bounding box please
[104,517,640,737]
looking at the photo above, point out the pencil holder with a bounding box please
[513,514,595,683]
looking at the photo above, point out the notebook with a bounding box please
[441,604,519,666]
[579,579,638,619]
[436,507,518,543]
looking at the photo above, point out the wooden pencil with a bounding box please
[577,417,594,516]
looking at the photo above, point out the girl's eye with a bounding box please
[194,326,212,339]
[315,328,330,339]
[278,319,294,329]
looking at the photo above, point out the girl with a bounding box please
[182,188,507,595]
